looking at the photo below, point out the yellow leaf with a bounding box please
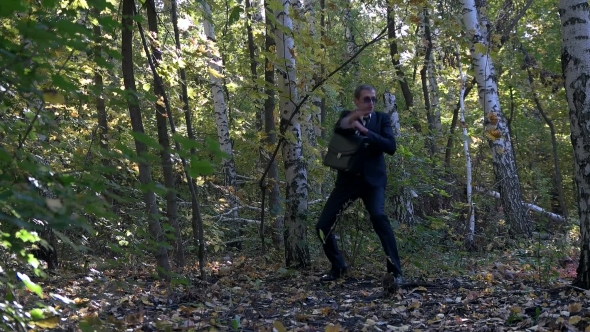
[273,320,287,332]
[487,112,498,125]
[70,110,79,118]
[485,129,502,140]
[45,198,63,213]
[42,90,66,105]
[31,315,59,328]
[325,323,342,332]
[208,67,224,79]
[408,300,420,310]
[570,316,582,324]
[569,302,582,313]
[509,306,522,313]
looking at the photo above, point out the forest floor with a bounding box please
[27,243,586,332]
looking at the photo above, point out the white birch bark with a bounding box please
[202,2,238,217]
[460,0,532,236]
[457,47,475,249]
[274,0,310,267]
[474,187,566,224]
[384,93,416,225]
[558,0,590,289]
[292,0,316,149]
[202,2,237,188]
[302,0,321,147]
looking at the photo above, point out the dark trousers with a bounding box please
[315,179,403,277]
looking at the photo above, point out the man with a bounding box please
[316,84,403,288]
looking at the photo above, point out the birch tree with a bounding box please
[456,49,475,249]
[558,0,590,289]
[384,92,416,225]
[273,0,310,267]
[202,1,239,214]
[459,0,532,236]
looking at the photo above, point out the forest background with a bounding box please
[1,0,590,330]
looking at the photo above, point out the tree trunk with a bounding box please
[459,0,532,236]
[387,6,419,132]
[121,0,170,279]
[522,47,568,220]
[558,0,590,289]
[273,0,310,267]
[456,48,476,250]
[420,8,438,156]
[245,0,264,169]
[384,92,416,225]
[202,2,239,210]
[146,0,184,268]
[319,0,327,141]
[92,7,108,165]
[262,1,283,249]
[444,80,474,168]
[170,0,205,276]
[344,0,357,74]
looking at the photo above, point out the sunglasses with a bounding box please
[363,96,377,104]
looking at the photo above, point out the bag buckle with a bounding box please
[337,153,341,159]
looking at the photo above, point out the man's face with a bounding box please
[353,89,377,114]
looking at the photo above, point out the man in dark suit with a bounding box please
[316,84,403,287]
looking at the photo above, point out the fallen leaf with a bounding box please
[30,316,59,328]
[568,302,582,313]
[325,323,342,332]
[273,320,287,332]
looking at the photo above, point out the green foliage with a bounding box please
[0,0,581,328]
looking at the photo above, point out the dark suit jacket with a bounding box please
[333,110,396,188]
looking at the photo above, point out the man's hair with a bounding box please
[354,84,376,99]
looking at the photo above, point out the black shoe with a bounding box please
[320,267,349,282]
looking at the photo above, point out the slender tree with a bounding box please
[273,0,310,267]
[171,0,205,275]
[262,1,283,249]
[420,7,441,156]
[558,0,590,289]
[202,1,239,215]
[456,47,475,249]
[459,0,532,236]
[121,0,170,279]
[384,92,416,225]
[92,7,108,166]
[146,0,184,268]
[387,5,419,132]
[521,46,568,220]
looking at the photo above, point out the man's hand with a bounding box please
[352,120,368,135]
[348,109,371,123]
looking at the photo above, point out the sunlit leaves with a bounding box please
[42,90,66,105]
[17,272,43,297]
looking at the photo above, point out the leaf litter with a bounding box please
[23,250,588,331]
